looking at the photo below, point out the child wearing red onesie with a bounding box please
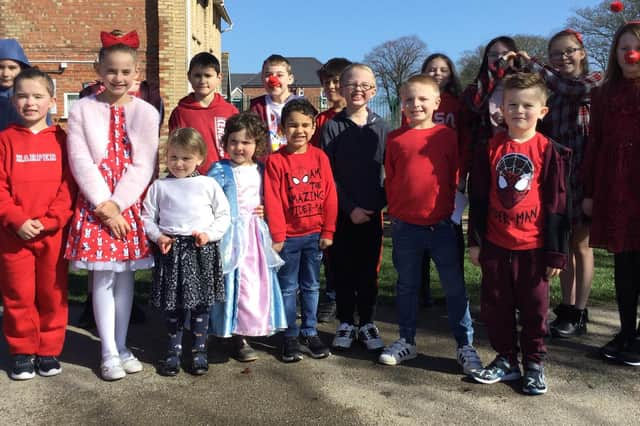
[0,68,76,380]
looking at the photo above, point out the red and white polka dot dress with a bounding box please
[65,105,151,270]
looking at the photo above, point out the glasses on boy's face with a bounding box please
[342,82,375,92]
[549,47,583,60]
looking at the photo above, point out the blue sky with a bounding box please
[222,0,602,74]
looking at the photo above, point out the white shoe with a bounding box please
[378,338,417,366]
[358,323,384,351]
[101,356,126,381]
[457,344,483,376]
[120,350,143,374]
[332,323,357,350]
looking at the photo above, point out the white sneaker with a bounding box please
[457,344,483,375]
[101,356,126,381]
[120,350,143,374]
[358,323,384,351]
[378,338,417,366]
[332,323,357,350]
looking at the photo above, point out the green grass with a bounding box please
[67,243,615,307]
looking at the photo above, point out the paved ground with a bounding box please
[1,302,639,425]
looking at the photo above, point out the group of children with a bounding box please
[1,21,640,397]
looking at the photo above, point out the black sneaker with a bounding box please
[159,351,181,377]
[601,334,628,361]
[11,354,35,380]
[522,362,548,395]
[191,351,208,375]
[299,335,330,359]
[282,336,303,363]
[233,336,258,362]
[317,300,336,323]
[619,338,640,366]
[36,356,62,377]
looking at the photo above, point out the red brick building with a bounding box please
[0,0,231,131]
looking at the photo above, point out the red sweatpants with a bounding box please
[479,240,549,364]
[0,230,68,355]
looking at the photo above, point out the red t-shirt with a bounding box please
[310,109,339,147]
[486,132,548,250]
[264,145,338,243]
[385,124,458,225]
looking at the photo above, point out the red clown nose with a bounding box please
[267,75,281,88]
[625,50,640,64]
[610,1,624,12]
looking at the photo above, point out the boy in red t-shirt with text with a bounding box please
[264,98,338,363]
[467,72,570,395]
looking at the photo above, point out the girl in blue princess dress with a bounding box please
[208,112,287,361]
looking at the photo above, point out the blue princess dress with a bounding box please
[208,160,287,336]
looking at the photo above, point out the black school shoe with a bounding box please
[159,351,181,377]
[601,334,628,362]
[282,336,303,363]
[619,337,640,366]
[299,335,330,359]
[233,336,258,362]
[36,356,62,377]
[11,354,36,380]
[522,362,548,395]
[550,304,587,338]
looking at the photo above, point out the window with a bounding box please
[297,87,304,96]
[63,93,80,118]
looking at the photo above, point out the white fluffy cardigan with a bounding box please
[66,95,159,212]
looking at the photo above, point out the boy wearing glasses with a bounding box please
[320,64,389,353]
[379,75,483,375]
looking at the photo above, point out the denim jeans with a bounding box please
[391,218,474,346]
[277,233,322,337]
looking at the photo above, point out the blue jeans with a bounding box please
[277,233,322,337]
[391,218,474,346]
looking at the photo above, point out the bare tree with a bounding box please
[457,35,549,88]
[567,0,640,70]
[364,35,428,122]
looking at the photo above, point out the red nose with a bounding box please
[625,50,640,64]
[267,75,281,88]
[610,1,624,12]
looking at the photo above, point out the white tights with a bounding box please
[92,270,134,360]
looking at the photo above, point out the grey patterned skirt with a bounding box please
[151,236,224,311]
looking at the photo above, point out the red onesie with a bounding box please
[0,124,76,356]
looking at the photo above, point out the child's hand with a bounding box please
[105,214,131,240]
[517,51,531,62]
[319,238,333,250]
[157,234,174,254]
[546,267,561,280]
[582,198,593,217]
[253,205,265,219]
[95,200,120,221]
[192,231,209,247]
[468,246,481,267]
[272,241,284,253]
[17,219,44,240]
[350,207,374,224]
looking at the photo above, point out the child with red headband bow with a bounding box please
[65,34,159,381]
[514,29,602,340]
[582,21,640,367]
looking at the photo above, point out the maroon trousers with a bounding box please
[479,240,549,364]
[0,230,68,356]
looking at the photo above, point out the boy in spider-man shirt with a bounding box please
[264,98,337,363]
[467,72,570,396]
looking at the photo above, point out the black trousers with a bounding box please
[614,251,640,340]
[330,210,383,325]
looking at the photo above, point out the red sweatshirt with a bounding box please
[264,145,338,243]
[168,93,238,174]
[310,108,339,147]
[0,124,76,238]
[385,124,459,225]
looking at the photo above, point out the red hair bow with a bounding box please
[100,30,140,49]
[564,28,583,45]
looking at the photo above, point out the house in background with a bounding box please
[231,57,325,111]
[0,0,231,130]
